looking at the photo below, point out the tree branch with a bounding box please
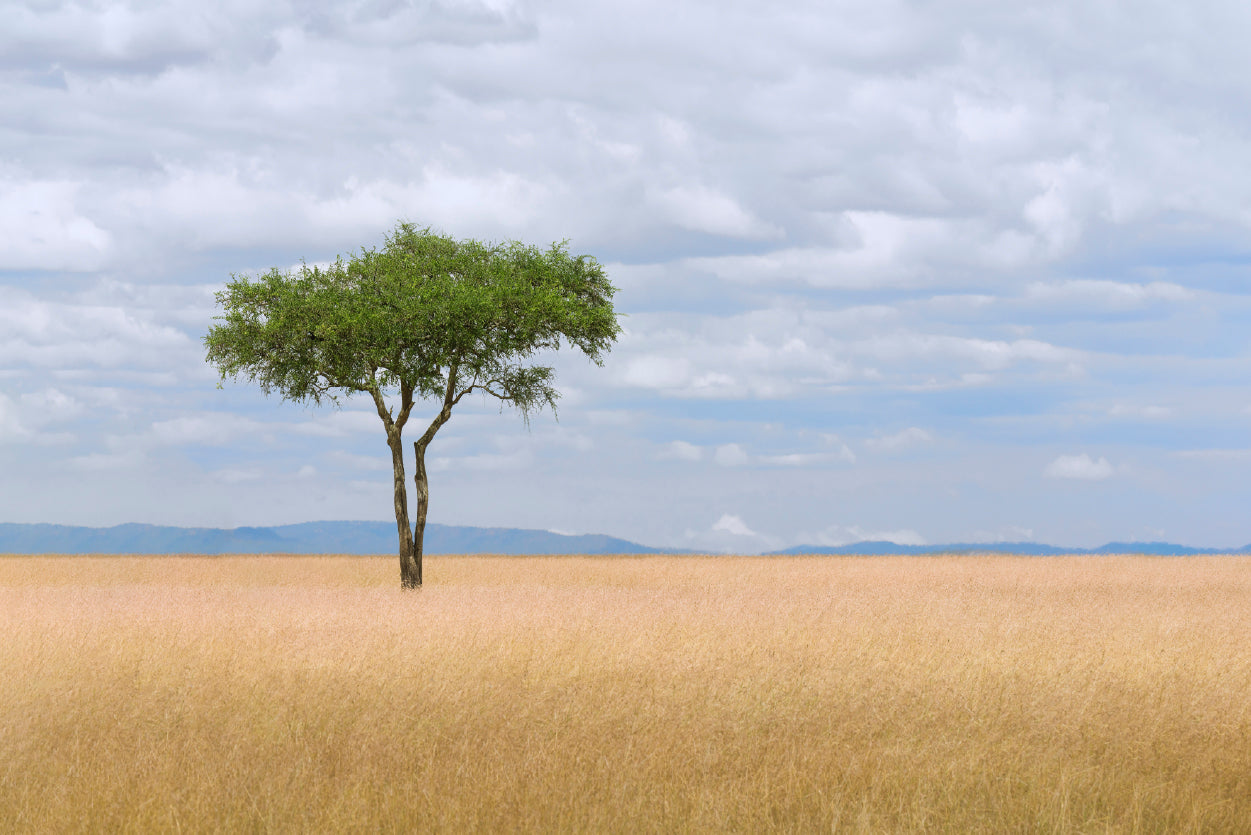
[395,378,415,430]
[366,368,394,431]
[414,361,460,450]
[452,382,508,405]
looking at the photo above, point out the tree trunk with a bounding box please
[389,432,420,589]
[412,440,430,588]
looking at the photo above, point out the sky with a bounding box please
[3,0,1251,552]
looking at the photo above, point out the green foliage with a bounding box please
[204,222,620,425]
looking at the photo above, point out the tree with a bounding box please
[204,222,620,588]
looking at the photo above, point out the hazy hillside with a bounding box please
[1,523,1244,556]
[0,522,671,555]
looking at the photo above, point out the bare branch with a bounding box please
[414,361,460,450]
[366,373,394,430]
[395,378,415,430]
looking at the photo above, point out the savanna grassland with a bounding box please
[2,554,1249,833]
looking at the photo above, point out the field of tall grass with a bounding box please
[2,553,1249,832]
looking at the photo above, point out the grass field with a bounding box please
[2,554,1249,833]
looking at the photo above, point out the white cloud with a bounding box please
[20,388,84,423]
[309,167,552,240]
[855,334,1080,372]
[1172,449,1251,462]
[822,437,858,464]
[681,512,784,554]
[1025,280,1195,309]
[1044,453,1114,481]
[0,0,270,71]
[150,414,263,446]
[808,525,927,547]
[0,388,89,445]
[690,372,738,393]
[328,451,392,471]
[292,409,383,438]
[212,467,263,484]
[712,513,755,537]
[759,451,849,467]
[428,448,534,472]
[867,427,932,452]
[660,440,703,462]
[648,184,783,240]
[683,238,927,289]
[0,287,198,371]
[138,166,543,252]
[713,443,750,467]
[0,177,112,271]
[681,208,1066,290]
[0,394,29,443]
[0,388,83,439]
[1108,404,1173,420]
[67,451,143,471]
[621,355,692,390]
[659,437,855,469]
[614,307,968,402]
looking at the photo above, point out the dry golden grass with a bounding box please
[2,554,1250,833]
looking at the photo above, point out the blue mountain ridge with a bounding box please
[0,521,673,555]
[0,523,1246,556]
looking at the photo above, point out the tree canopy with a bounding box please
[205,222,620,587]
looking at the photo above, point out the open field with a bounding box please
[2,554,1250,833]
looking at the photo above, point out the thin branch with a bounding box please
[414,361,460,450]
[395,378,415,430]
[451,375,510,406]
[366,369,394,430]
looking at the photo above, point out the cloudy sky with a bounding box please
[3,0,1251,552]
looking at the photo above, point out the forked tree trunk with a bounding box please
[397,364,457,590]
[388,432,420,589]
[411,439,431,589]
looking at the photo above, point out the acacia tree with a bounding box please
[204,222,620,588]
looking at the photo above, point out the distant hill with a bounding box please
[0,521,675,555]
[766,540,1251,556]
[0,523,1244,556]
